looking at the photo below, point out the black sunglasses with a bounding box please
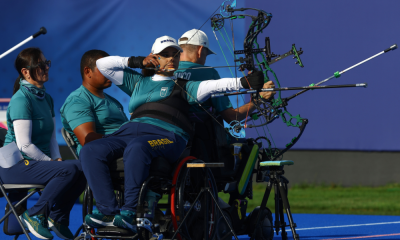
[27,60,51,71]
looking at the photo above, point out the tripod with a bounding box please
[170,162,239,240]
[250,160,299,240]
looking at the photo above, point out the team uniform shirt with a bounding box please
[4,81,55,160]
[120,69,202,141]
[60,85,128,155]
[175,61,232,114]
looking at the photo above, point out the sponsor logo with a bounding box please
[24,160,29,166]
[148,138,174,150]
[161,39,175,44]
[160,87,168,97]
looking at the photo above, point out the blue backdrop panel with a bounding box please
[242,0,400,151]
[0,0,399,151]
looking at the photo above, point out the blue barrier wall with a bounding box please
[0,0,399,151]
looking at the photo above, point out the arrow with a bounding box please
[211,83,367,98]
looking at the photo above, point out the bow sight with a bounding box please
[234,38,304,71]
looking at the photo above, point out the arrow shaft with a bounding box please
[211,83,366,98]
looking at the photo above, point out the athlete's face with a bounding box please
[34,53,50,83]
[155,47,181,75]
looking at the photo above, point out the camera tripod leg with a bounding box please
[206,188,239,240]
[274,183,282,236]
[278,189,288,240]
[277,178,299,240]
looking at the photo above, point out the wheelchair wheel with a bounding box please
[215,209,233,240]
[245,206,274,240]
[82,185,94,220]
[171,158,218,240]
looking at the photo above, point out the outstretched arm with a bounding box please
[195,71,265,102]
[196,77,242,102]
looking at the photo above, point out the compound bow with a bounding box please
[210,2,308,160]
[157,0,395,162]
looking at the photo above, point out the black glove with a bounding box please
[240,71,264,90]
[128,56,146,69]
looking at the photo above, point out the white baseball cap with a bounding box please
[178,29,217,55]
[151,36,182,54]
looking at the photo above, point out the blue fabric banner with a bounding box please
[0,0,399,151]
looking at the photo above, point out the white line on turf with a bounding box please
[286,221,400,231]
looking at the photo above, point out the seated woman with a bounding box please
[80,35,265,232]
[0,48,86,240]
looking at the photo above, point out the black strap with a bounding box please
[130,78,193,137]
[130,109,194,137]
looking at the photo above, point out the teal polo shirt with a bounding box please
[60,85,128,155]
[174,61,232,113]
[119,69,203,141]
[4,82,55,160]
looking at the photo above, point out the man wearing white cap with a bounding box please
[176,29,275,123]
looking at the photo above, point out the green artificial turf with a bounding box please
[82,183,400,215]
[216,183,400,215]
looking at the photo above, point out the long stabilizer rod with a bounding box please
[0,27,47,60]
[211,83,367,98]
[286,44,397,101]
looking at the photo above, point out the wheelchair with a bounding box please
[62,117,274,240]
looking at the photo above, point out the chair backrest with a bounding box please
[61,127,79,159]
[0,127,7,147]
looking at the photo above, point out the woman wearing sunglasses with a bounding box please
[80,36,264,233]
[1,47,86,240]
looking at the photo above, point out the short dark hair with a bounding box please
[80,50,109,79]
[179,37,200,53]
[13,47,43,95]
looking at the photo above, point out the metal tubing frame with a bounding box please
[0,190,38,223]
[0,185,33,240]
[81,223,139,240]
